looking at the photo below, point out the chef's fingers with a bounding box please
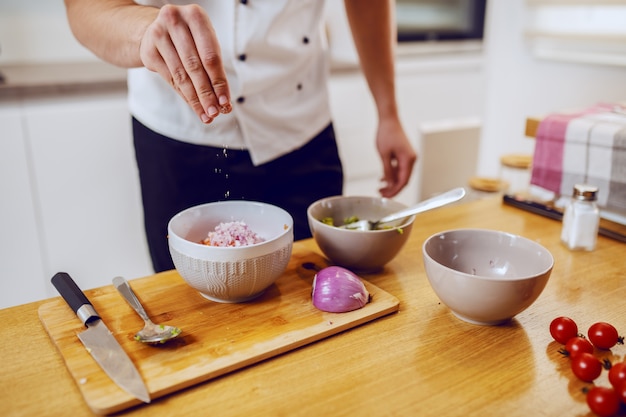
[163,6,218,123]
[140,5,229,124]
[379,158,402,198]
[183,6,231,115]
[140,6,210,123]
[376,125,417,198]
[379,152,415,197]
[144,33,211,123]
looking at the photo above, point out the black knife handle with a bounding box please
[51,272,100,325]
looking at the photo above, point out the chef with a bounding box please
[63,0,417,272]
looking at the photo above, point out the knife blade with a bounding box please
[51,272,151,404]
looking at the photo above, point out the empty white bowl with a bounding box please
[422,228,554,325]
[307,195,414,271]
[168,201,293,303]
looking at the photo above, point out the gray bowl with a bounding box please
[423,228,554,325]
[307,196,415,271]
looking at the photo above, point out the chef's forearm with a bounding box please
[344,0,399,122]
[64,0,157,68]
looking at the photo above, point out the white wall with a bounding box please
[0,0,95,64]
[478,0,626,176]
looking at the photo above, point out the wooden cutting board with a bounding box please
[39,251,399,415]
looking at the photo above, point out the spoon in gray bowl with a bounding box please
[339,187,466,231]
[113,276,182,344]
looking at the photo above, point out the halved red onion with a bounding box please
[312,266,370,313]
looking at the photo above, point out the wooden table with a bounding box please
[2,197,625,417]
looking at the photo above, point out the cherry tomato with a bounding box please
[586,386,620,417]
[588,322,622,350]
[615,381,626,404]
[550,316,578,344]
[564,336,594,359]
[572,352,603,382]
[608,362,626,389]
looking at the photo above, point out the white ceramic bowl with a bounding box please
[422,228,554,325]
[307,196,415,271]
[168,201,293,303]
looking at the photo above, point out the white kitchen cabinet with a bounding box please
[0,101,48,308]
[0,90,154,308]
[24,90,153,298]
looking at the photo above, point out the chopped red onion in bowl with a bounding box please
[201,221,265,247]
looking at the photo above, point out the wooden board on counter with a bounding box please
[525,116,541,138]
[38,251,399,415]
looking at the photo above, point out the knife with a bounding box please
[51,272,151,403]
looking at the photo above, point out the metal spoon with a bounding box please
[113,276,182,344]
[340,187,466,231]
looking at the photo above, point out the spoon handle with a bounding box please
[378,187,466,225]
[113,276,151,322]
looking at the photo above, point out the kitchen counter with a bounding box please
[0,61,127,97]
[1,197,624,416]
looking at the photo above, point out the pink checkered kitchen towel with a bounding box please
[530,103,626,214]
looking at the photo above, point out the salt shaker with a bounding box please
[560,184,600,251]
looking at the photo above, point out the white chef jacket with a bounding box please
[128,0,333,166]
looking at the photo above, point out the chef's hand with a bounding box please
[376,119,417,198]
[139,4,231,124]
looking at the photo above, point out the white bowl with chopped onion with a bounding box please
[168,201,293,302]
